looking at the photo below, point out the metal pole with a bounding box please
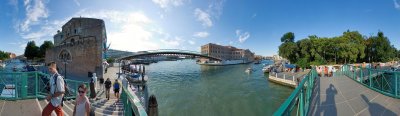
[299,89,304,116]
[64,60,67,79]
[395,73,398,96]
[369,69,372,87]
[292,76,295,82]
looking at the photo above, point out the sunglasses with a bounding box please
[78,91,85,93]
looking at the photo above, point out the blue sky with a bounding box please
[1,0,400,56]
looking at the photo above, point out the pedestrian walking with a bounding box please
[73,84,90,116]
[99,77,104,91]
[42,62,65,116]
[104,78,112,100]
[113,79,121,101]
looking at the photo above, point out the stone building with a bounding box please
[201,43,255,62]
[45,17,107,80]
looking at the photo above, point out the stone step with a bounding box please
[92,104,124,111]
[62,101,75,115]
[93,108,124,116]
[65,98,124,115]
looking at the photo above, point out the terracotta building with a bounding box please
[201,43,254,62]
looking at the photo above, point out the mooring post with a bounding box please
[148,95,158,116]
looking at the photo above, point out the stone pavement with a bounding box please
[309,76,400,116]
[0,99,42,116]
[96,66,123,100]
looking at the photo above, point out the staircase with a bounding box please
[38,98,124,116]
[37,89,125,116]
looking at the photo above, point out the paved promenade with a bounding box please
[309,76,400,116]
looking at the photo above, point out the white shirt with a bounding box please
[50,73,65,107]
[92,76,97,83]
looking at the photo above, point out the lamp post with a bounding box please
[63,59,68,79]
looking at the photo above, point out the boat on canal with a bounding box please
[245,67,253,73]
[262,65,273,73]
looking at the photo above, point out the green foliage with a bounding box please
[107,57,115,63]
[281,32,295,43]
[296,58,310,69]
[278,42,298,63]
[24,40,54,60]
[278,31,398,65]
[39,41,54,58]
[0,50,9,61]
[24,41,39,60]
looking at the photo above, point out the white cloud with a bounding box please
[73,0,80,6]
[161,36,184,47]
[188,40,195,45]
[193,31,209,38]
[395,0,400,9]
[229,41,234,45]
[19,0,49,32]
[207,0,225,19]
[236,29,250,43]
[194,8,212,27]
[152,0,185,9]
[193,0,225,28]
[73,10,161,52]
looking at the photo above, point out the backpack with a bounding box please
[53,73,69,106]
[105,80,111,89]
[114,82,120,89]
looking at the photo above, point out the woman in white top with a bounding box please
[73,84,91,116]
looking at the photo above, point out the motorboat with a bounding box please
[262,65,273,73]
[0,60,4,69]
[245,68,253,73]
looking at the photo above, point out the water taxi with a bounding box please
[262,65,273,73]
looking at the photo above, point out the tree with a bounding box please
[277,30,398,66]
[0,50,9,60]
[278,42,299,63]
[281,32,295,43]
[39,41,54,58]
[24,41,39,60]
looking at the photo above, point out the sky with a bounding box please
[0,0,400,56]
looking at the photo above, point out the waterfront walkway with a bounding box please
[309,76,400,116]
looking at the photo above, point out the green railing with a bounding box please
[342,64,400,98]
[121,86,148,116]
[274,68,318,116]
[0,71,89,100]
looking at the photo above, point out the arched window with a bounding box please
[58,49,72,62]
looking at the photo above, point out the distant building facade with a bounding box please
[200,43,254,62]
[8,53,16,59]
[45,17,107,80]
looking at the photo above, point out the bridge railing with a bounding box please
[0,71,90,100]
[145,49,203,55]
[342,64,400,99]
[274,68,318,116]
[121,86,148,116]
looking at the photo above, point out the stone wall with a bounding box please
[45,18,106,81]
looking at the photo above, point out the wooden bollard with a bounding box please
[148,95,158,116]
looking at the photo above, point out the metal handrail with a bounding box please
[121,86,148,116]
[0,71,90,100]
[342,64,400,99]
[274,68,318,116]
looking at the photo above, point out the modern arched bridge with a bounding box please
[117,49,222,61]
[274,65,400,116]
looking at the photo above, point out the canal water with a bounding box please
[146,59,293,116]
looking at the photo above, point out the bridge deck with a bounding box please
[309,75,400,116]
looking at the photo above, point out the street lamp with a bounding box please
[63,59,67,79]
